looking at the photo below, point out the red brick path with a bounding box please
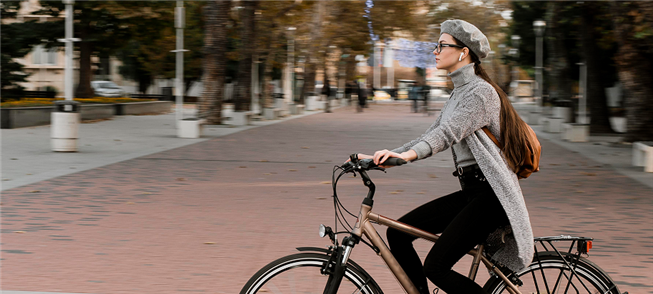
[2,104,651,293]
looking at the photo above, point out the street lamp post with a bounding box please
[172,0,189,128]
[533,20,546,111]
[577,62,588,124]
[374,41,383,90]
[510,35,521,101]
[286,27,296,106]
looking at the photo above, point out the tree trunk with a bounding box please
[75,28,94,98]
[198,0,230,124]
[301,1,326,102]
[301,62,317,104]
[545,2,573,107]
[611,2,653,141]
[260,57,273,111]
[580,3,614,134]
[234,0,258,112]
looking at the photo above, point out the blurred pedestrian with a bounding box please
[357,81,367,113]
[409,81,422,113]
[350,19,534,294]
[422,83,431,113]
[345,80,355,102]
[322,78,332,113]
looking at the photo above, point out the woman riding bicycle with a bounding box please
[353,20,534,294]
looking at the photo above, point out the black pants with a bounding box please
[386,170,510,294]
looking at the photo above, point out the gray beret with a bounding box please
[440,19,491,59]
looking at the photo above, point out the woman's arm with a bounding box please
[419,91,491,155]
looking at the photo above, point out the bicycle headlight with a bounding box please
[319,224,327,238]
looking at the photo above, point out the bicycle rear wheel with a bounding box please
[240,252,383,294]
[483,251,620,294]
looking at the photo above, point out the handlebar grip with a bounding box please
[380,157,408,166]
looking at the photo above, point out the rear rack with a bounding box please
[534,235,594,255]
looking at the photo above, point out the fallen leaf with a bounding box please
[28,190,41,193]
[176,178,186,181]
[308,166,316,168]
[316,197,327,200]
[127,202,135,205]
[14,231,25,234]
[580,172,596,176]
[204,242,215,245]
[325,160,332,163]
[320,181,331,184]
[428,174,438,178]
[301,146,310,149]
[288,169,297,172]
[239,166,247,168]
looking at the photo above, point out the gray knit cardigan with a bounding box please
[391,63,534,271]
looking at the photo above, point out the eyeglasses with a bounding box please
[433,42,466,54]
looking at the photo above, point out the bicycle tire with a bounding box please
[483,251,620,294]
[240,252,384,294]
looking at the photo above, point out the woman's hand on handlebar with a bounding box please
[373,149,417,168]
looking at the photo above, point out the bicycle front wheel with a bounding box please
[483,251,620,294]
[240,252,383,294]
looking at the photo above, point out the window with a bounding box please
[32,45,58,65]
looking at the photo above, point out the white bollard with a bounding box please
[51,101,80,152]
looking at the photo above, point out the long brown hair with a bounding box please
[453,37,530,172]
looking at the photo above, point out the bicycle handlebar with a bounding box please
[343,156,407,172]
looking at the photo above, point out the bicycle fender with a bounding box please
[296,247,330,254]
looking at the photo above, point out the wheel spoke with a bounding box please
[240,253,381,294]
[483,252,618,294]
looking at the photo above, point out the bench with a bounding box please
[633,142,653,172]
[541,117,565,133]
[562,123,589,142]
[263,108,282,120]
[226,111,252,126]
[290,104,305,115]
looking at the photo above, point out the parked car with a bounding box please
[91,81,123,97]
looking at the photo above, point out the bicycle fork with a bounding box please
[321,236,359,294]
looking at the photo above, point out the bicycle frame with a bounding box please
[350,202,523,294]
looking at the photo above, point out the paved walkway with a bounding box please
[1,103,651,293]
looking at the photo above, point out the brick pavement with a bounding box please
[2,103,651,293]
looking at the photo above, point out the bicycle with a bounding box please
[240,155,625,294]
